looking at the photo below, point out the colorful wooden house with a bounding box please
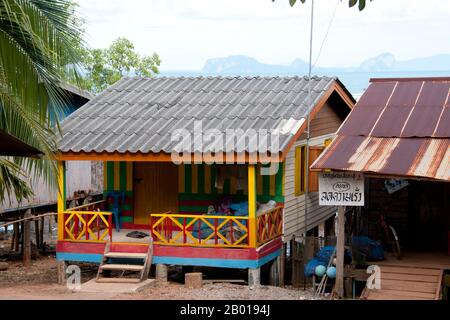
[55,76,354,282]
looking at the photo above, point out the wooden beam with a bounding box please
[335,206,346,298]
[333,82,356,110]
[23,210,31,268]
[56,151,283,163]
[309,168,446,183]
[280,82,355,162]
[280,84,337,162]
[0,212,57,228]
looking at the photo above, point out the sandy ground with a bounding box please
[0,227,322,300]
[0,256,320,300]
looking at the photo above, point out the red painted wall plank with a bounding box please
[56,241,105,254]
[153,245,257,260]
[57,236,283,261]
[256,238,283,258]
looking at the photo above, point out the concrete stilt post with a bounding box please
[248,267,261,288]
[57,260,67,285]
[156,264,168,283]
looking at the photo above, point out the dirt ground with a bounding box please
[0,256,321,300]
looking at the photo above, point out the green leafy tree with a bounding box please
[80,37,161,93]
[286,0,372,11]
[0,0,84,203]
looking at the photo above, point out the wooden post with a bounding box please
[269,256,281,286]
[318,222,325,249]
[49,214,53,233]
[11,223,17,251]
[248,164,256,248]
[344,267,353,298]
[57,260,67,285]
[291,238,303,287]
[108,214,112,240]
[14,222,22,252]
[335,206,346,298]
[291,239,297,287]
[35,218,40,249]
[39,216,44,248]
[280,242,286,287]
[23,210,32,268]
[10,224,14,251]
[57,161,66,241]
[20,221,24,253]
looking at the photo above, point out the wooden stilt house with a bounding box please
[55,76,354,281]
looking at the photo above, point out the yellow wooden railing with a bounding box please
[63,210,112,242]
[256,206,283,247]
[150,213,249,248]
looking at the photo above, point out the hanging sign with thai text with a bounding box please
[319,172,364,206]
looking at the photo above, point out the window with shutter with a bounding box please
[308,146,325,192]
[294,145,306,196]
[295,144,325,195]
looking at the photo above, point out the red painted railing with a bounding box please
[256,206,283,246]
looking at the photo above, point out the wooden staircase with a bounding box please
[96,239,153,283]
[362,265,444,300]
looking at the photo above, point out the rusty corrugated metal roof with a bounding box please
[312,77,450,181]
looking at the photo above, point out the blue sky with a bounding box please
[76,0,450,70]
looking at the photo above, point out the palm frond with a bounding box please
[0,157,34,204]
[0,0,85,203]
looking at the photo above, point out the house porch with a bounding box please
[55,161,285,270]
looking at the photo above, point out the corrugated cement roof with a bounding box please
[312,77,450,181]
[58,76,343,154]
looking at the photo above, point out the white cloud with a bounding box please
[75,0,450,70]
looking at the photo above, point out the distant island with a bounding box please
[200,52,450,74]
[160,53,450,95]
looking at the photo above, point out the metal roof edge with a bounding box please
[370,76,450,83]
[58,81,94,100]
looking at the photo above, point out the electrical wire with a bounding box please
[312,0,340,71]
[301,0,315,294]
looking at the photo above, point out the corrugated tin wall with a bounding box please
[0,161,98,212]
